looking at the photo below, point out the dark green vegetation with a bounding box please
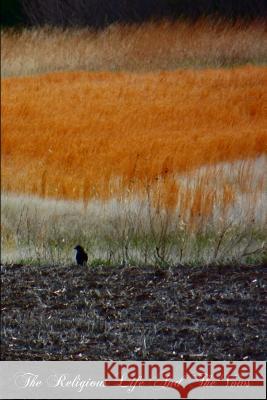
[2,0,267,28]
[1,263,266,360]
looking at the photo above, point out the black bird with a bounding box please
[74,245,88,266]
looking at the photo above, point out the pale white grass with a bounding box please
[175,155,267,225]
[1,157,266,266]
[1,20,267,77]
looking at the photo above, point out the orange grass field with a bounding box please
[2,66,267,213]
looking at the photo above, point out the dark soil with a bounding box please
[1,262,266,360]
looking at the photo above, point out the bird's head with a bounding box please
[74,245,83,251]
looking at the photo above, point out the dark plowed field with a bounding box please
[1,263,266,360]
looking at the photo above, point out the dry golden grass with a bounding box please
[1,19,267,77]
[2,66,267,220]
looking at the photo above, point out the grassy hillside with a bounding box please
[2,66,266,265]
[1,19,267,266]
[1,9,266,365]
